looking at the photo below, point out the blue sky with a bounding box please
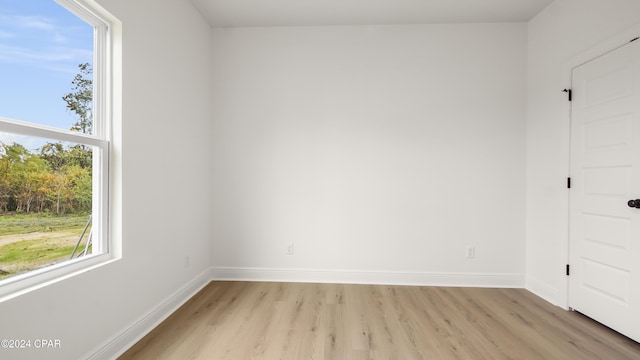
[0,0,93,147]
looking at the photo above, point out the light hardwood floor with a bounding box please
[119,282,640,359]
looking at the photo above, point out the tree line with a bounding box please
[0,63,93,215]
[0,143,92,214]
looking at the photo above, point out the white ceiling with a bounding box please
[191,0,554,28]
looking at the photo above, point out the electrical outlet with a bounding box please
[286,243,294,256]
[465,246,475,259]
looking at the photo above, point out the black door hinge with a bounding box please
[563,89,572,101]
[567,177,571,189]
[566,264,570,276]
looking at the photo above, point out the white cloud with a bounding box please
[0,131,22,145]
[0,130,46,153]
[0,12,92,74]
[0,15,55,31]
[52,33,69,44]
[22,17,55,30]
[0,43,92,74]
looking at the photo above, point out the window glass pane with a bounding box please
[0,0,94,133]
[0,133,93,280]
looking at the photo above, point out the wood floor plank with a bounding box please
[119,282,640,360]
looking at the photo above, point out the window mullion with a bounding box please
[0,117,106,147]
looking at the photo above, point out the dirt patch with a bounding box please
[0,231,82,247]
[0,230,90,279]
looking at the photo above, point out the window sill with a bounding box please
[0,254,120,303]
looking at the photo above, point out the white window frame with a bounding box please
[0,0,113,300]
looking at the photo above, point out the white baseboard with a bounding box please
[211,267,524,288]
[84,268,212,360]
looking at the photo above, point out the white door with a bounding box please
[569,39,640,342]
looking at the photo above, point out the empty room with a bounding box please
[1,0,640,359]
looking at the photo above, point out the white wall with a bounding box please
[526,0,640,306]
[0,0,212,359]
[11,0,638,356]
[210,24,527,285]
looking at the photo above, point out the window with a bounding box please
[0,0,113,297]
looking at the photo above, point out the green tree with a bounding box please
[40,142,67,171]
[62,62,93,135]
[3,143,31,212]
[10,150,50,213]
[43,171,67,215]
[0,143,12,211]
[64,165,92,212]
[66,144,92,169]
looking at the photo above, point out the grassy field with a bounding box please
[0,213,91,280]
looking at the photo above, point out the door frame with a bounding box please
[562,24,640,310]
